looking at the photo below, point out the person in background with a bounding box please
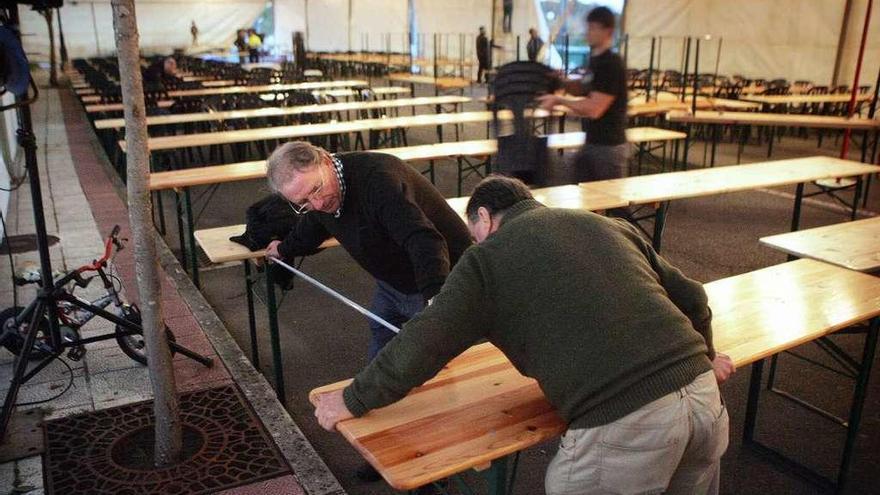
[526,27,544,63]
[141,56,180,89]
[503,0,513,33]
[247,28,263,63]
[314,175,734,495]
[190,20,199,46]
[234,29,248,64]
[537,7,628,184]
[475,26,501,84]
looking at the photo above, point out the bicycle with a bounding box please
[0,225,211,367]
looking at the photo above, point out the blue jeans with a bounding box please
[368,280,425,361]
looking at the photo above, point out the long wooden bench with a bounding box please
[759,216,880,272]
[79,80,370,103]
[578,156,880,251]
[309,258,880,492]
[93,95,471,130]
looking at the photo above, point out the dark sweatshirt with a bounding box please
[343,200,714,428]
[278,152,472,301]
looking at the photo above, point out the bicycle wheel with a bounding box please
[0,306,52,360]
[114,305,176,365]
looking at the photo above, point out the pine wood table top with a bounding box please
[85,100,174,113]
[759,216,880,272]
[388,73,472,90]
[125,110,558,152]
[742,93,873,105]
[93,95,471,130]
[308,258,880,490]
[148,127,682,191]
[666,110,880,130]
[579,156,880,206]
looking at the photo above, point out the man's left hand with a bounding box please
[712,353,735,384]
[537,94,560,111]
[314,389,354,431]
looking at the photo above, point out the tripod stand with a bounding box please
[0,5,212,441]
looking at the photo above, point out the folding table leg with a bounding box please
[244,260,260,369]
[265,263,286,402]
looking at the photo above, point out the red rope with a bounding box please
[840,0,873,160]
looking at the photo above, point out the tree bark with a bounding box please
[39,9,57,87]
[110,0,182,467]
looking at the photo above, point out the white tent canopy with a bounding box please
[17,0,878,88]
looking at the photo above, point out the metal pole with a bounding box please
[680,37,691,103]
[564,34,570,75]
[90,3,101,55]
[270,257,402,333]
[692,38,700,114]
[516,35,521,61]
[646,37,655,101]
[839,0,872,159]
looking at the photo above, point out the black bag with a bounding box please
[230,194,299,250]
[230,195,303,290]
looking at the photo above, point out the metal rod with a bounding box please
[270,257,402,333]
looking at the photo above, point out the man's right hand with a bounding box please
[711,353,735,384]
[263,240,282,263]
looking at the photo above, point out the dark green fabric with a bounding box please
[344,200,714,428]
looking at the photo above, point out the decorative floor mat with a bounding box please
[44,384,290,494]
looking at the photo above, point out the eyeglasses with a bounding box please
[287,167,325,215]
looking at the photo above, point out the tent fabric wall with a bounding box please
[274,0,307,53]
[836,0,879,89]
[306,0,350,51]
[625,0,846,85]
[19,0,265,61]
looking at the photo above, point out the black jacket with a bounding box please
[278,152,472,300]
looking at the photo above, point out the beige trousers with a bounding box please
[545,370,729,495]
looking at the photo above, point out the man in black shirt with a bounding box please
[264,141,472,359]
[526,28,544,62]
[538,7,628,183]
[476,26,501,83]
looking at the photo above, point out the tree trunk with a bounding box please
[110,0,182,467]
[39,9,57,87]
[57,8,69,70]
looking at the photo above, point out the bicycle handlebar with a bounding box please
[75,225,125,274]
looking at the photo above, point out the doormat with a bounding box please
[43,384,291,494]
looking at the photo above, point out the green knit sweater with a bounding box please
[343,200,714,428]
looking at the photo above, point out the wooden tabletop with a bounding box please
[151,128,682,191]
[579,156,880,206]
[315,86,412,98]
[308,258,880,490]
[742,93,873,105]
[194,225,340,264]
[94,95,471,130]
[127,110,557,152]
[759,216,880,272]
[388,73,472,90]
[85,100,174,113]
[666,110,880,130]
[163,80,369,98]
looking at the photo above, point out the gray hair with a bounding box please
[266,141,328,193]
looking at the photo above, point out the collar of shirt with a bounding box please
[329,154,346,218]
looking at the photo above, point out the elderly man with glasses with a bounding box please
[265,141,472,480]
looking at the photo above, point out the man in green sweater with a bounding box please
[314,176,735,494]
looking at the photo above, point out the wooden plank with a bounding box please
[94,95,471,130]
[759,216,880,272]
[148,128,682,190]
[579,156,880,205]
[194,225,340,264]
[666,110,880,130]
[388,73,471,90]
[126,110,559,152]
[308,258,880,491]
[163,80,368,98]
[85,100,174,113]
[742,93,872,105]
